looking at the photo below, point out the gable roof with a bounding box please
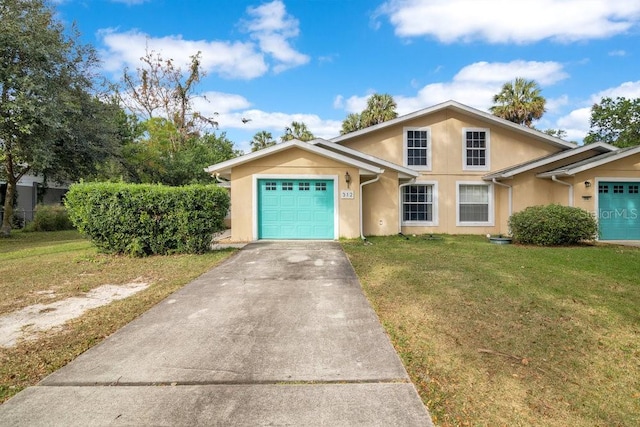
[204,139,384,179]
[537,145,640,178]
[330,100,577,150]
[484,141,618,180]
[310,138,419,179]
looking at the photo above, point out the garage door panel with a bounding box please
[599,182,640,240]
[258,179,334,239]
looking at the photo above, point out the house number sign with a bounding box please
[340,190,355,199]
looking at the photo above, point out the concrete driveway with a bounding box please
[0,241,433,426]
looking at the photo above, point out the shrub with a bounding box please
[24,205,75,232]
[64,182,229,256]
[509,204,597,246]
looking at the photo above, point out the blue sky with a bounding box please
[55,0,640,152]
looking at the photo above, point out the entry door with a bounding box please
[598,181,640,240]
[258,179,335,239]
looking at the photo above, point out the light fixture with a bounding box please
[345,171,351,188]
[584,180,591,188]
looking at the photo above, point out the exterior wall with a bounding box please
[346,109,565,236]
[361,170,400,236]
[229,147,361,241]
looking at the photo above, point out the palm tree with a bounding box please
[281,121,314,142]
[250,130,276,152]
[361,93,398,127]
[490,78,546,127]
[340,113,362,135]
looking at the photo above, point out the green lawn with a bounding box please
[0,230,235,403]
[341,235,640,427]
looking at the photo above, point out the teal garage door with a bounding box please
[598,182,640,240]
[258,179,335,239]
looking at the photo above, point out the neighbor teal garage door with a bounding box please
[598,181,640,240]
[258,179,335,239]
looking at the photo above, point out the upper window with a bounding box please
[457,183,493,226]
[404,127,431,170]
[463,128,490,171]
[402,183,437,225]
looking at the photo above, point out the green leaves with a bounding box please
[64,182,230,256]
[489,78,546,127]
[584,97,640,148]
[509,204,597,245]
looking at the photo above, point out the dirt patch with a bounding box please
[0,282,149,348]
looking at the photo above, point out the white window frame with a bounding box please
[462,128,490,171]
[403,127,432,171]
[400,181,439,227]
[456,181,494,226]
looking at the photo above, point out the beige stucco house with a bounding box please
[206,100,640,242]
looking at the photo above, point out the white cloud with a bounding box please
[241,0,310,73]
[216,109,341,140]
[98,1,309,79]
[98,29,267,79]
[609,50,628,57]
[377,0,640,43]
[336,60,567,116]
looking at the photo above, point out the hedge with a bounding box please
[508,204,597,246]
[64,182,230,256]
[24,205,75,232]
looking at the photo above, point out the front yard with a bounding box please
[342,235,640,427]
[0,231,235,403]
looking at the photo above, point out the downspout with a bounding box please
[398,178,417,234]
[492,178,512,217]
[552,175,574,207]
[360,172,383,241]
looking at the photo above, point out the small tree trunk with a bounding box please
[1,179,15,237]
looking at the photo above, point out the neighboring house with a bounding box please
[206,100,640,242]
[0,173,68,225]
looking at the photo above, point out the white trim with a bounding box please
[485,141,617,180]
[206,139,383,177]
[399,181,439,227]
[403,126,432,171]
[462,128,490,171]
[330,100,576,150]
[456,181,495,226]
[312,139,419,178]
[537,145,640,178]
[252,174,339,240]
[594,177,640,241]
[551,175,574,207]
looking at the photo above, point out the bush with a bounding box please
[509,204,597,246]
[64,182,229,256]
[24,205,75,232]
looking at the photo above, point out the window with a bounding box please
[457,183,493,225]
[599,184,609,194]
[315,182,327,191]
[463,128,489,170]
[282,182,293,191]
[401,183,437,225]
[614,185,624,194]
[404,127,431,170]
[299,182,310,191]
[265,182,277,191]
[630,185,639,194]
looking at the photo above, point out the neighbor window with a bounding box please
[463,128,489,170]
[404,127,431,170]
[457,183,493,225]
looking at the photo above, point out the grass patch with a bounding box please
[0,230,235,403]
[341,235,640,427]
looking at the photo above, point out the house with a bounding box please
[0,174,68,225]
[205,100,640,242]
